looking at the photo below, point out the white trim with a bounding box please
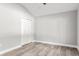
[21,40,35,46]
[0,40,78,55]
[0,40,35,55]
[35,40,78,48]
[0,45,22,55]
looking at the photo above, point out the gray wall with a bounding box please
[35,10,77,46]
[0,4,34,51]
[77,8,79,46]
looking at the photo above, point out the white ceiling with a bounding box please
[21,3,79,17]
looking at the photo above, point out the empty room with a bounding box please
[0,3,79,56]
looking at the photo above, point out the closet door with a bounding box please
[21,18,33,45]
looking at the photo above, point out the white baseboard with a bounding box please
[0,40,78,55]
[0,40,35,55]
[35,40,77,48]
[21,40,35,46]
[0,45,21,55]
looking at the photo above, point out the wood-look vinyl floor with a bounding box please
[1,42,79,56]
